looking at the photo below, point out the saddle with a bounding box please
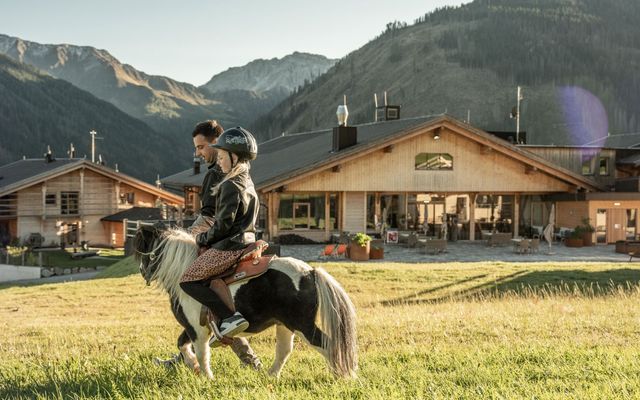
[199,240,274,329]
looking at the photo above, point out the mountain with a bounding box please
[0,33,235,141]
[0,53,183,181]
[252,0,640,146]
[201,52,336,95]
[0,35,337,142]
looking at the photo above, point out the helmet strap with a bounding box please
[228,151,238,168]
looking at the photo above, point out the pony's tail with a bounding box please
[314,267,358,378]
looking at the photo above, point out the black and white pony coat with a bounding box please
[134,227,358,379]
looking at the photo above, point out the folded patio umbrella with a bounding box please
[543,204,555,252]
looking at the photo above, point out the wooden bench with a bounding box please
[421,239,447,255]
[487,232,512,247]
[629,252,640,262]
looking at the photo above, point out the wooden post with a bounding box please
[513,194,520,237]
[325,192,330,241]
[469,193,477,241]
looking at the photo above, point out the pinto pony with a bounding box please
[134,225,357,379]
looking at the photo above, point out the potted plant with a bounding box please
[349,232,371,261]
[580,217,595,246]
[369,239,384,259]
[565,226,584,248]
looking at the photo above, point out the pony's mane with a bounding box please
[152,228,198,298]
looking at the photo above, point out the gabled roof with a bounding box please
[0,158,183,204]
[254,115,605,192]
[582,132,640,148]
[161,115,606,193]
[100,207,164,222]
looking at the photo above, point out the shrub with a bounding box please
[352,232,372,247]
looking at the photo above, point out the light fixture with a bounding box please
[433,128,441,140]
[614,202,621,206]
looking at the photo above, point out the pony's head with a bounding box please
[134,225,198,296]
[133,222,166,285]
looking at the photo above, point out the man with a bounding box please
[160,120,262,370]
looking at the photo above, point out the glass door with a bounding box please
[596,209,607,244]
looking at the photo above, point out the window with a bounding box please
[598,157,609,176]
[45,194,56,205]
[60,191,79,215]
[120,192,135,205]
[581,154,594,175]
[277,193,329,230]
[415,153,453,170]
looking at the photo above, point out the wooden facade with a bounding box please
[0,160,183,247]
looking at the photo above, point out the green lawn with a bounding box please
[1,260,639,399]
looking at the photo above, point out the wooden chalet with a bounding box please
[162,115,640,244]
[0,157,183,247]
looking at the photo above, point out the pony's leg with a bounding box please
[177,330,200,372]
[192,326,214,379]
[297,324,330,365]
[268,324,295,378]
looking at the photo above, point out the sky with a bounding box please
[0,0,465,86]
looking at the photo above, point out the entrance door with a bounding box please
[606,208,627,243]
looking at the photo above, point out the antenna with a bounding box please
[516,86,523,143]
[67,143,75,158]
[89,130,104,163]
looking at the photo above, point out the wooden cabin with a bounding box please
[0,158,183,247]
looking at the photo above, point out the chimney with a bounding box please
[374,91,401,122]
[332,95,357,152]
[193,154,201,174]
[44,146,55,163]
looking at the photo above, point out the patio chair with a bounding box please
[319,244,337,259]
[530,237,540,253]
[406,232,418,248]
[515,240,530,254]
[335,244,348,258]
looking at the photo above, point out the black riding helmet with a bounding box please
[209,127,258,162]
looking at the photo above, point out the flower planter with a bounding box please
[582,232,594,246]
[349,241,370,261]
[369,246,384,259]
[565,238,583,248]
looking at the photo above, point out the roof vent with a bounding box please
[44,146,55,163]
[374,91,400,122]
[333,95,357,152]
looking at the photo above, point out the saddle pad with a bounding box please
[224,255,275,285]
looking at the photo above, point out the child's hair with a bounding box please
[210,160,251,197]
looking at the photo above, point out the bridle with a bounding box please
[136,224,166,285]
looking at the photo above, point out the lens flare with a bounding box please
[557,86,608,145]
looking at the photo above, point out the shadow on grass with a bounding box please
[380,269,640,306]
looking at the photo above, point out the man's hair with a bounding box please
[192,120,224,141]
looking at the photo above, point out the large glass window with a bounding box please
[277,193,328,230]
[60,192,79,215]
[415,153,453,170]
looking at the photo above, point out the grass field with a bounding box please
[1,258,639,399]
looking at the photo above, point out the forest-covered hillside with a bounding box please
[253,0,640,145]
